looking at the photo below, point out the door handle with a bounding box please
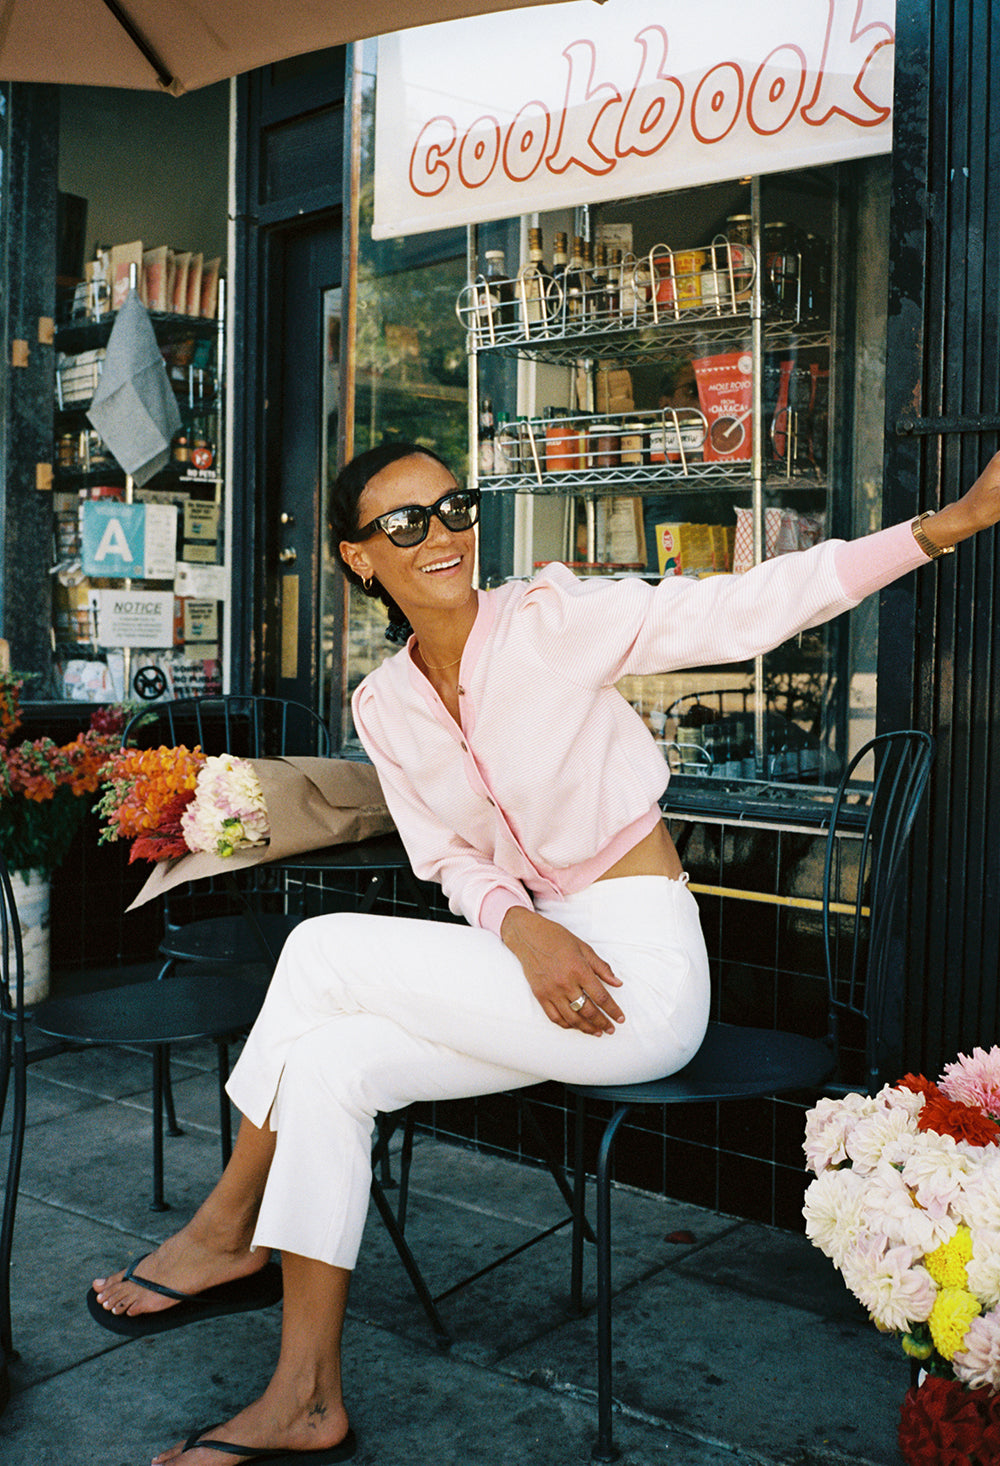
[279,547,297,564]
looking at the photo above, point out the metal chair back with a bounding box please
[122,693,330,760]
[121,695,332,939]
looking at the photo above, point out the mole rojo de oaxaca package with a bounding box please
[692,351,753,462]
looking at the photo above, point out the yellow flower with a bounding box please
[928,1287,981,1359]
[925,1225,974,1288]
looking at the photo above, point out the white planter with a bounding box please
[7,867,51,1005]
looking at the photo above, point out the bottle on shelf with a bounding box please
[517,227,555,334]
[619,417,644,466]
[592,243,609,322]
[494,411,518,475]
[763,222,797,310]
[481,249,516,331]
[801,232,831,317]
[581,239,598,322]
[725,212,754,302]
[545,231,568,326]
[564,236,587,324]
[620,250,640,322]
[544,407,577,472]
[478,396,496,475]
[606,248,623,321]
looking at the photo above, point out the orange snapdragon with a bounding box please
[96,745,207,843]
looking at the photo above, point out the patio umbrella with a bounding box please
[0,0,570,94]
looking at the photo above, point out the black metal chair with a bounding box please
[368,730,934,1457]
[565,728,935,1460]
[0,847,270,1407]
[122,695,333,976]
[72,691,331,1207]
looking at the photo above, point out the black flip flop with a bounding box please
[86,1254,283,1338]
[181,1424,357,1463]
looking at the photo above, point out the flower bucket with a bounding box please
[7,867,51,1005]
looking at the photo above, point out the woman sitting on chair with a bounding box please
[90,442,1000,1466]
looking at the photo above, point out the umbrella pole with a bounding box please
[122,261,138,700]
[123,472,133,698]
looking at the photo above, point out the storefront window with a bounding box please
[339,43,468,748]
[462,158,889,798]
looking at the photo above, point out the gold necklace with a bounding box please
[419,648,463,671]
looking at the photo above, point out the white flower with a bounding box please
[877,1083,927,1121]
[959,1154,1000,1232]
[840,1236,937,1332]
[845,1105,918,1175]
[900,1131,980,1220]
[803,1168,868,1266]
[967,1230,1000,1310]
[180,753,269,857]
[951,1307,1000,1391]
[861,1160,957,1253]
[803,1093,879,1174]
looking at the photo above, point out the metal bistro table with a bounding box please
[270,830,437,926]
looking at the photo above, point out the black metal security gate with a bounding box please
[880,0,1000,1068]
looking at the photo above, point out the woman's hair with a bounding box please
[330,440,452,644]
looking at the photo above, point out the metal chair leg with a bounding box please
[162,1049,183,1137]
[150,1044,169,1212]
[368,1172,451,1347]
[571,1094,588,1314]
[216,1041,234,1166]
[0,1033,28,1364]
[397,1110,416,1229]
[154,960,183,1140]
[593,1105,631,1464]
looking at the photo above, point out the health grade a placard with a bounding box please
[81,501,178,581]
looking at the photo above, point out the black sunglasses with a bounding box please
[354,488,481,549]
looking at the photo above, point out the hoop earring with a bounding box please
[363,576,374,592]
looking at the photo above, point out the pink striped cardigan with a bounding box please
[353,520,928,935]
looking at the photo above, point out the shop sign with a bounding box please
[373,0,895,239]
[80,501,177,580]
[91,589,175,648]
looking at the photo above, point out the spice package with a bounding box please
[692,351,753,462]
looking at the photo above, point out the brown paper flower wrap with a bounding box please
[126,756,395,910]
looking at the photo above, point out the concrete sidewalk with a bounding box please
[1,1024,907,1466]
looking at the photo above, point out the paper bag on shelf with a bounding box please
[142,247,171,312]
[186,253,204,318]
[171,252,192,314]
[110,240,144,310]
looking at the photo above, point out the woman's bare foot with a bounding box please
[151,1381,352,1465]
[91,1213,269,1320]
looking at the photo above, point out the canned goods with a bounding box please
[725,214,754,302]
[590,424,619,468]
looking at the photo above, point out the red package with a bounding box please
[693,351,753,462]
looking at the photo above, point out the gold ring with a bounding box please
[568,993,587,1012]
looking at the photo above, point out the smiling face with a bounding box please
[339,452,478,627]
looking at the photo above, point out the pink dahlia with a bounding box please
[940,1048,1000,1124]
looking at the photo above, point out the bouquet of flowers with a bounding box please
[803,1047,1000,1466]
[0,671,123,875]
[96,746,270,862]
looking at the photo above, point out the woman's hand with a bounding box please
[500,907,624,1035]
[921,450,1000,548]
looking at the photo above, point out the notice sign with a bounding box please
[81,502,177,580]
[92,589,175,648]
[374,0,895,237]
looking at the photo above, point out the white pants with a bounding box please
[226,874,710,1270]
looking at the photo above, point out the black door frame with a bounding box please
[231,49,347,713]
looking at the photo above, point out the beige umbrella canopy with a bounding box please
[0,0,570,94]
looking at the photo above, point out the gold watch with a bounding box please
[911,511,955,560]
